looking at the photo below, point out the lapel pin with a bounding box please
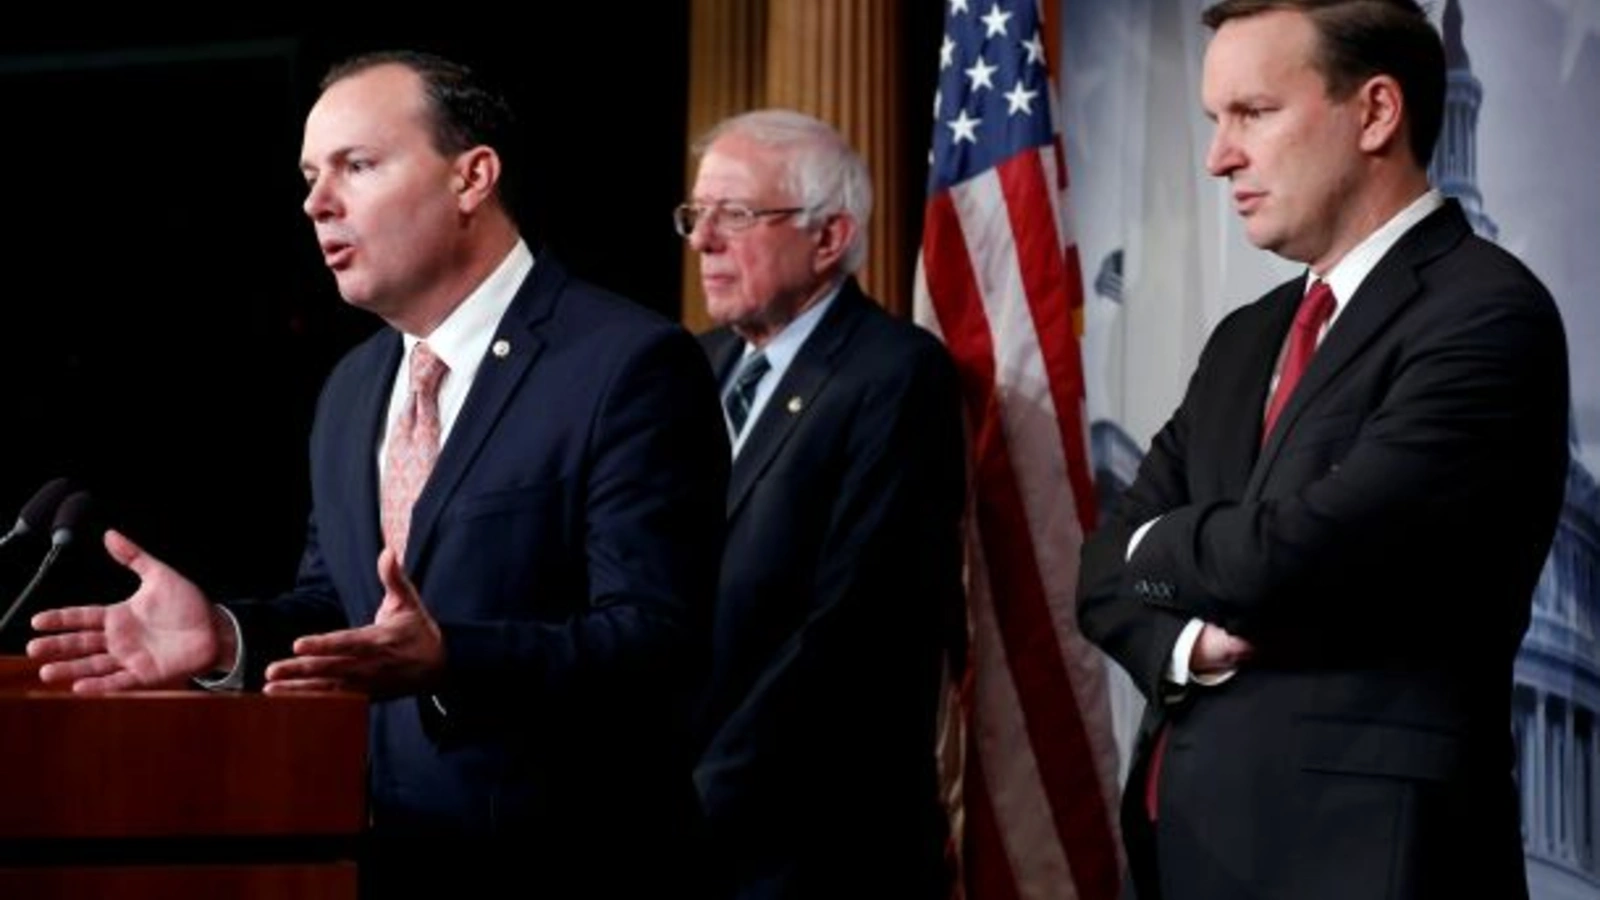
[491,338,511,359]
[786,395,804,414]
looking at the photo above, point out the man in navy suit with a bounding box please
[28,50,728,896]
[1077,2,1568,898]
[679,109,966,898]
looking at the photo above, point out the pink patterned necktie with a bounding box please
[381,342,449,559]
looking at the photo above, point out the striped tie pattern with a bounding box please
[724,351,770,438]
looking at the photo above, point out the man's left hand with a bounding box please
[264,547,444,698]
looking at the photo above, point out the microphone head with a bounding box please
[18,477,76,534]
[50,491,94,547]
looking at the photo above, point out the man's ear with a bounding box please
[812,213,857,273]
[1355,74,1406,157]
[453,146,502,213]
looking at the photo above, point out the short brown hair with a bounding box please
[321,50,522,216]
[1202,0,1446,167]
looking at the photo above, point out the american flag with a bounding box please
[913,1,1123,897]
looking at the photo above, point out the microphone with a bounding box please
[0,490,94,639]
[0,477,76,550]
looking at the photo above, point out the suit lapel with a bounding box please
[349,334,404,581]
[1219,281,1300,491]
[725,282,867,520]
[403,257,558,571]
[705,331,744,396]
[1248,202,1471,492]
[340,333,406,586]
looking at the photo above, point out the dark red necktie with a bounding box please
[1261,280,1336,445]
[1144,726,1170,820]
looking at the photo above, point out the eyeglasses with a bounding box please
[672,202,809,238]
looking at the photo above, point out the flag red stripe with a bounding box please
[921,190,1122,899]
[997,152,1098,533]
[920,196,1002,413]
[969,400,1122,900]
[964,738,1024,900]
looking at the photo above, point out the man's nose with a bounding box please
[1204,126,1243,178]
[688,215,721,253]
[303,177,339,221]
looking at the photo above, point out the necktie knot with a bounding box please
[724,351,770,438]
[409,342,449,401]
[1294,280,1337,335]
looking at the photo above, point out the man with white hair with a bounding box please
[679,109,966,898]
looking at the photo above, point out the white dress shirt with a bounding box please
[725,282,841,457]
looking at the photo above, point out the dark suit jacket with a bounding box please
[226,255,730,896]
[1078,201,1568,900]
[695,280,966,899]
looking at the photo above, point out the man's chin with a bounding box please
[1242,223,1281,254]
[333,277,377,310]
[704,297,745,328]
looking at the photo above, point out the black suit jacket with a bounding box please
[1078,201,1568,900]
[695,280,966,899]
[227,255,730,896]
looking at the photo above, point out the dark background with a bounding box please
[0,9,945,651]
[0,10,697,648]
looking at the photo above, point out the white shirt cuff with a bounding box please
[1127,517,1159,560]
[1165,618,1205,687]
[192,606,246,692]
[1165,618,1237,688]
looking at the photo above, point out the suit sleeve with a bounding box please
[1077,334,1218,702]
[694,336,966,827]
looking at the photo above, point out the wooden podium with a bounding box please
[0,656,367,899]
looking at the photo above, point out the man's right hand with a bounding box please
[1190,622,1254,675]
[27,529,225,693]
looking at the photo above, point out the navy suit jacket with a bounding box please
[227,254,729,894]
[1078,201,1569,900]
[695,280,966,899]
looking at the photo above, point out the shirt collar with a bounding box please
[398,239,533,377]
[1313,189,1444,308]
[737,279,843,377]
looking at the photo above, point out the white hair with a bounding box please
[694,109,873,274]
